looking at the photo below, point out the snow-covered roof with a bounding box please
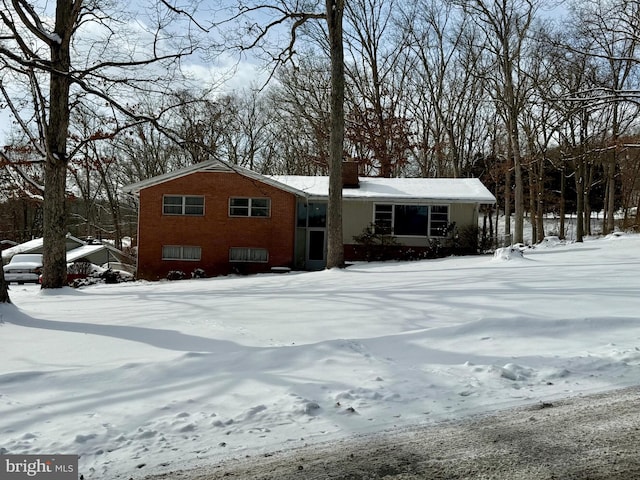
[268,176,496,203]
[1,234,87,261]
[1,237,46,258]
[66,245,109,263]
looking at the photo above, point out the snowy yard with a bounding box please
[1,233,640,479]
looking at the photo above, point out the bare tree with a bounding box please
[401,0,487,178]
[218,90,276,172]
[573,0,640,234]
[0,0,200,288]
[549,32,605,242]
[268,56,333,174]
[213,0,346,268]
[544,0,640,240]
[520,25,566,244]
[343,0,411,177]
[451,0,541,244]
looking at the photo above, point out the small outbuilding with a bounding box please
[1,234,134,272]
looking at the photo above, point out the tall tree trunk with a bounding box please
[605,154,616,234]
[507,106,524,244]
[41,0,76,288]
[42,160,69,288]
[536,158,545,243]
[575,158,585,242]
[559,163,566,240]
[504,155,512,246]
[0,267,10,304]
[325,0,345,269]
[529,161,537,242]
[584,162,594,236]
[601,112,615,234]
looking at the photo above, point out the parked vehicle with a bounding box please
[3,254,43,284]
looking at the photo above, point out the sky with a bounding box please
[1,232,640,479]
[0,0,267,148]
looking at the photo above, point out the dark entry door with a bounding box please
[306,228,326,270]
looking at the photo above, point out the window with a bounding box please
[430,205,449,237]
[374,204,449,237]
[229,247,269,263]
[163,195,204,216]
[374,204,393,234]
[162,245,202,261]
[229,198,271,217]
[297,201,308,227]
[307,202,326,227]
[394,205,429,236]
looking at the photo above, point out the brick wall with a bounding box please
[136,171,297,280]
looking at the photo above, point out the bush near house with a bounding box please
[351,222,480,262]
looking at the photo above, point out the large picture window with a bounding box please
[229,198,271,217]
[162,245,202,261]
[394,205,429,236]
[163,195,204,216]
[374,204,449,237]
[229,247,269,263]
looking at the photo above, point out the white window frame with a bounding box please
[373,204,393,234]
[429,205,450,237]
[163,195,204,216]
[229,247,269,263]
[162,245,202,261]
[229,197,271,218]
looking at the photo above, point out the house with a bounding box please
[1,234,134,271]
[124,160,496,280]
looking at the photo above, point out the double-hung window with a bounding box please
[229,198,271,217]
[163,195,204,216]
[430,205,449,237]
[373,204,393,234]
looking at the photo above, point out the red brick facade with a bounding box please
[136,171,297,280]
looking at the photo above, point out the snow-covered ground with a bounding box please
[1,233,640,479]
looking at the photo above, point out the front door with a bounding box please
[306,228,326,270]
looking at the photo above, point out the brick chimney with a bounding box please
[342,161,360,188]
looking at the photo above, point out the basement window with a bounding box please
[162,245,202,261]
[229,247,269,263]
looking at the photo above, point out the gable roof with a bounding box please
[123,160,307,197]
[123,159,496,204]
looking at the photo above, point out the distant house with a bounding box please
[124,160,496,280]
[1,234,134,271]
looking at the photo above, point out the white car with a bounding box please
[3,254,43,284]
